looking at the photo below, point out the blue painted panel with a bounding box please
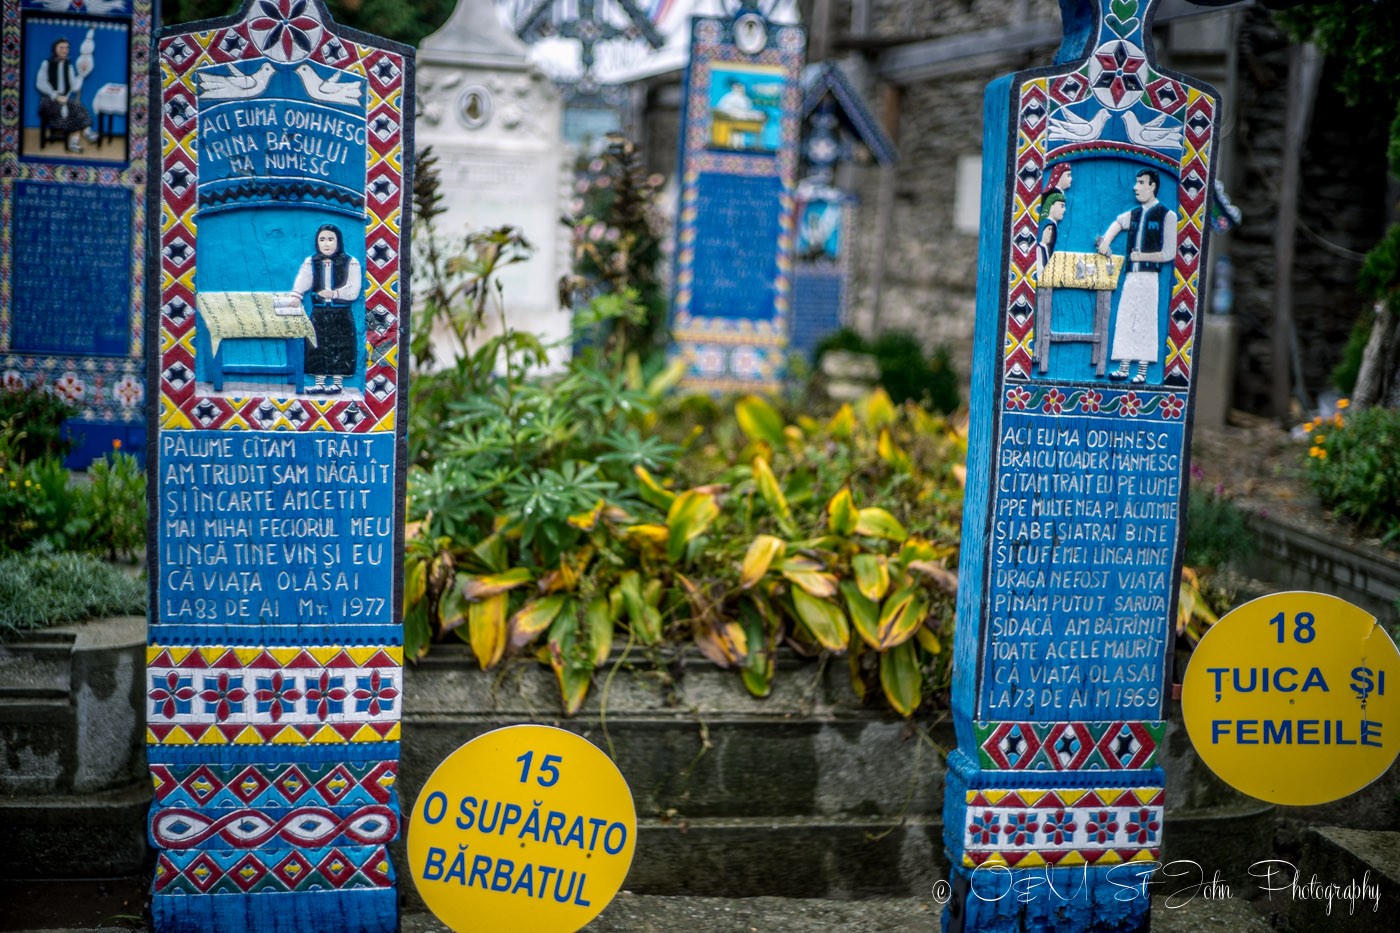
[789,267,843,356]
[10,181,131,356]
[63,419,145,469]
[690,172,783,323]
[154,431,396,641]
[976,410,1182,721]
[20,14,130,131]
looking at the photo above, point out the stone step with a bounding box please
[0,633,76,699]
[0,781,151,879]
[1286,827,1399,932]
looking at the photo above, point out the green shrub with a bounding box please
[1331,317,1372,397]
[85,452,148,561]
[0,384,76,464]
[1183,482,1255,571]
[1305,404,1400,545]
[814,329,962,414]
[0,550,145,637]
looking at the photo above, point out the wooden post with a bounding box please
[1271,41,1321,425]
[667,6,806,393]
[944,2,1219,929]
[145,3,413,929]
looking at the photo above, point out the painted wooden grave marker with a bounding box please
[1,0,154,464]
[944,2,1218,930]
[668,1,804,393]
[145,2,412,929]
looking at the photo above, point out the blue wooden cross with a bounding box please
[943,2,1219,929]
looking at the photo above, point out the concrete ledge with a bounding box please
[0,780,151,878]
[1286,827,1400,932]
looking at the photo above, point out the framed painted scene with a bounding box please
[20,10,130,163]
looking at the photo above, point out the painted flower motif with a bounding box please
[1085,809,1119,844]
[1041,809,1078,846]
[1041,388,1067,415]
[1118,391,1142,417]
[1,370,24,391]
[150,672,196,719]
[1160,393,1184,419]
[1006,387,1033,411]
[304,671,347,721]
[248,0,324,63]
[1079,389,1103,414]
[971,810,1002,845]
[353,670,400,716]
[254,672,303,722]
[1006,812,1039,846]
[199,672,249,722]
[53,371,85,403]
[1125,808,1160,845]
[113,374,143,409]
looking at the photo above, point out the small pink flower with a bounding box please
[1042,388,1067,415]
[53,372,85,403]
[1006,387,1032,411]
[1161,393,1184,419]
[1119,392,1142,416]
[1079,389,1103,413]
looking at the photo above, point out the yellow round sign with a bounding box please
[408,725,636,932]
[1182,591,1400,805]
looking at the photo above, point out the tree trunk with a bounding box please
[1352,301,1400,409]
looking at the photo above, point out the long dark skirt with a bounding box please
[305,304,356,376]
[39,97,90,134]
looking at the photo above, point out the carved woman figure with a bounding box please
[1096,169,1177,384]
[35,38,93,154]
[291,224,362,395]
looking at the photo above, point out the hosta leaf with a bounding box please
[877,428,913,473]
[634,465,676,509]
[694,618,748,668]
[404,601,431,661]
[907,560,959,596]
[880,640,923,717]
[735,394,787,446]
[855,507,908,542]
[780,556,838,598]
[439,585,468,635]
[840,580,880,649]
[875,586,928,650]
[859,388,897,429]
[621,523,669,550]
[791,587,850,652]
[852,553,890,601]
[827,404,856,441]
[898,536,942,566]
[666,490,720,562]
[509,594,569,649]
[619,570,661,645]
[567,499,605,531]
[751,456,795,531]
[585,596,614,668]
[738,601,774,698]
[740,535,786,588]
[916,625,943,654]
[404,558,427,609]
[461,567,533,601]
[547,614,592,716]
[645,357,689,398]
[467,592,508,669]
[471,534,508,573]
[827,487,858,535]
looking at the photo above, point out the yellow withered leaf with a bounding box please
[740,535,786,589]
[855,507,908,542]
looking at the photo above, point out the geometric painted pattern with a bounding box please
[150,803,398,849]
[669,15,805,394]
[151,760,398,809]
[975,721,1164,771]
[961,786,1164,868]
[146,645,402,744]
[154,844,393,895]
[156,9,405,435]
[1003,383,1187,421]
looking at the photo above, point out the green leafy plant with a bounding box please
[85,451,148,562]
[1183,481,1255,572]
[0,550,145,637]
[0,385,76,464]
[814,329,961,414]
[1305,402,1400,545]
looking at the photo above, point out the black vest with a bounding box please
[1127,203,1168,273]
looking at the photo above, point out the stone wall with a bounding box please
[1226,9,1389,414]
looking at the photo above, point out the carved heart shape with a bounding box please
[1105,13,1141,38]
[1111,0,1139,21]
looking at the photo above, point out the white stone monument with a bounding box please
[417,0,570,367]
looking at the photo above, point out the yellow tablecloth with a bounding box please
[197,292,316,356]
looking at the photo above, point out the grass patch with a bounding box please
[0,552,145,638]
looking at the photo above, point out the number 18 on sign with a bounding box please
[408,725,636,932]
[1182,591,1400,805]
